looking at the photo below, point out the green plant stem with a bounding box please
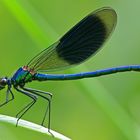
[0,114,71,140]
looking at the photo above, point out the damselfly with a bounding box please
[0,7,139,134]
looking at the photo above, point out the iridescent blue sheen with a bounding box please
[34,65,140,81]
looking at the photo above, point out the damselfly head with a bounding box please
[0,77,7,90]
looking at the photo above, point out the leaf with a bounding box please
[0,114,71,140]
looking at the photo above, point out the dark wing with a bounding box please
[27,7,117,72]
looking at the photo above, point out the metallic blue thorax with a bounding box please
[11,67,33,85]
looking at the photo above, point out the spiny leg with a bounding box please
[16,99,35,118]
[21,87,52,131]
[15,87,37,126]
[0,88,14,107]
[22,87,52,99]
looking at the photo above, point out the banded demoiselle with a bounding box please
[0,7,139,134]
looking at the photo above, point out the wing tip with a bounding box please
[90,7,117,36]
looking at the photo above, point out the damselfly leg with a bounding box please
[0,88,14,107]
[15,86,53,135]
[21,87,52,131]
[15,87,37,126]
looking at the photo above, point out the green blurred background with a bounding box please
[0,0,140,140]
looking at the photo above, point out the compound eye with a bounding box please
[0,78,7,89]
